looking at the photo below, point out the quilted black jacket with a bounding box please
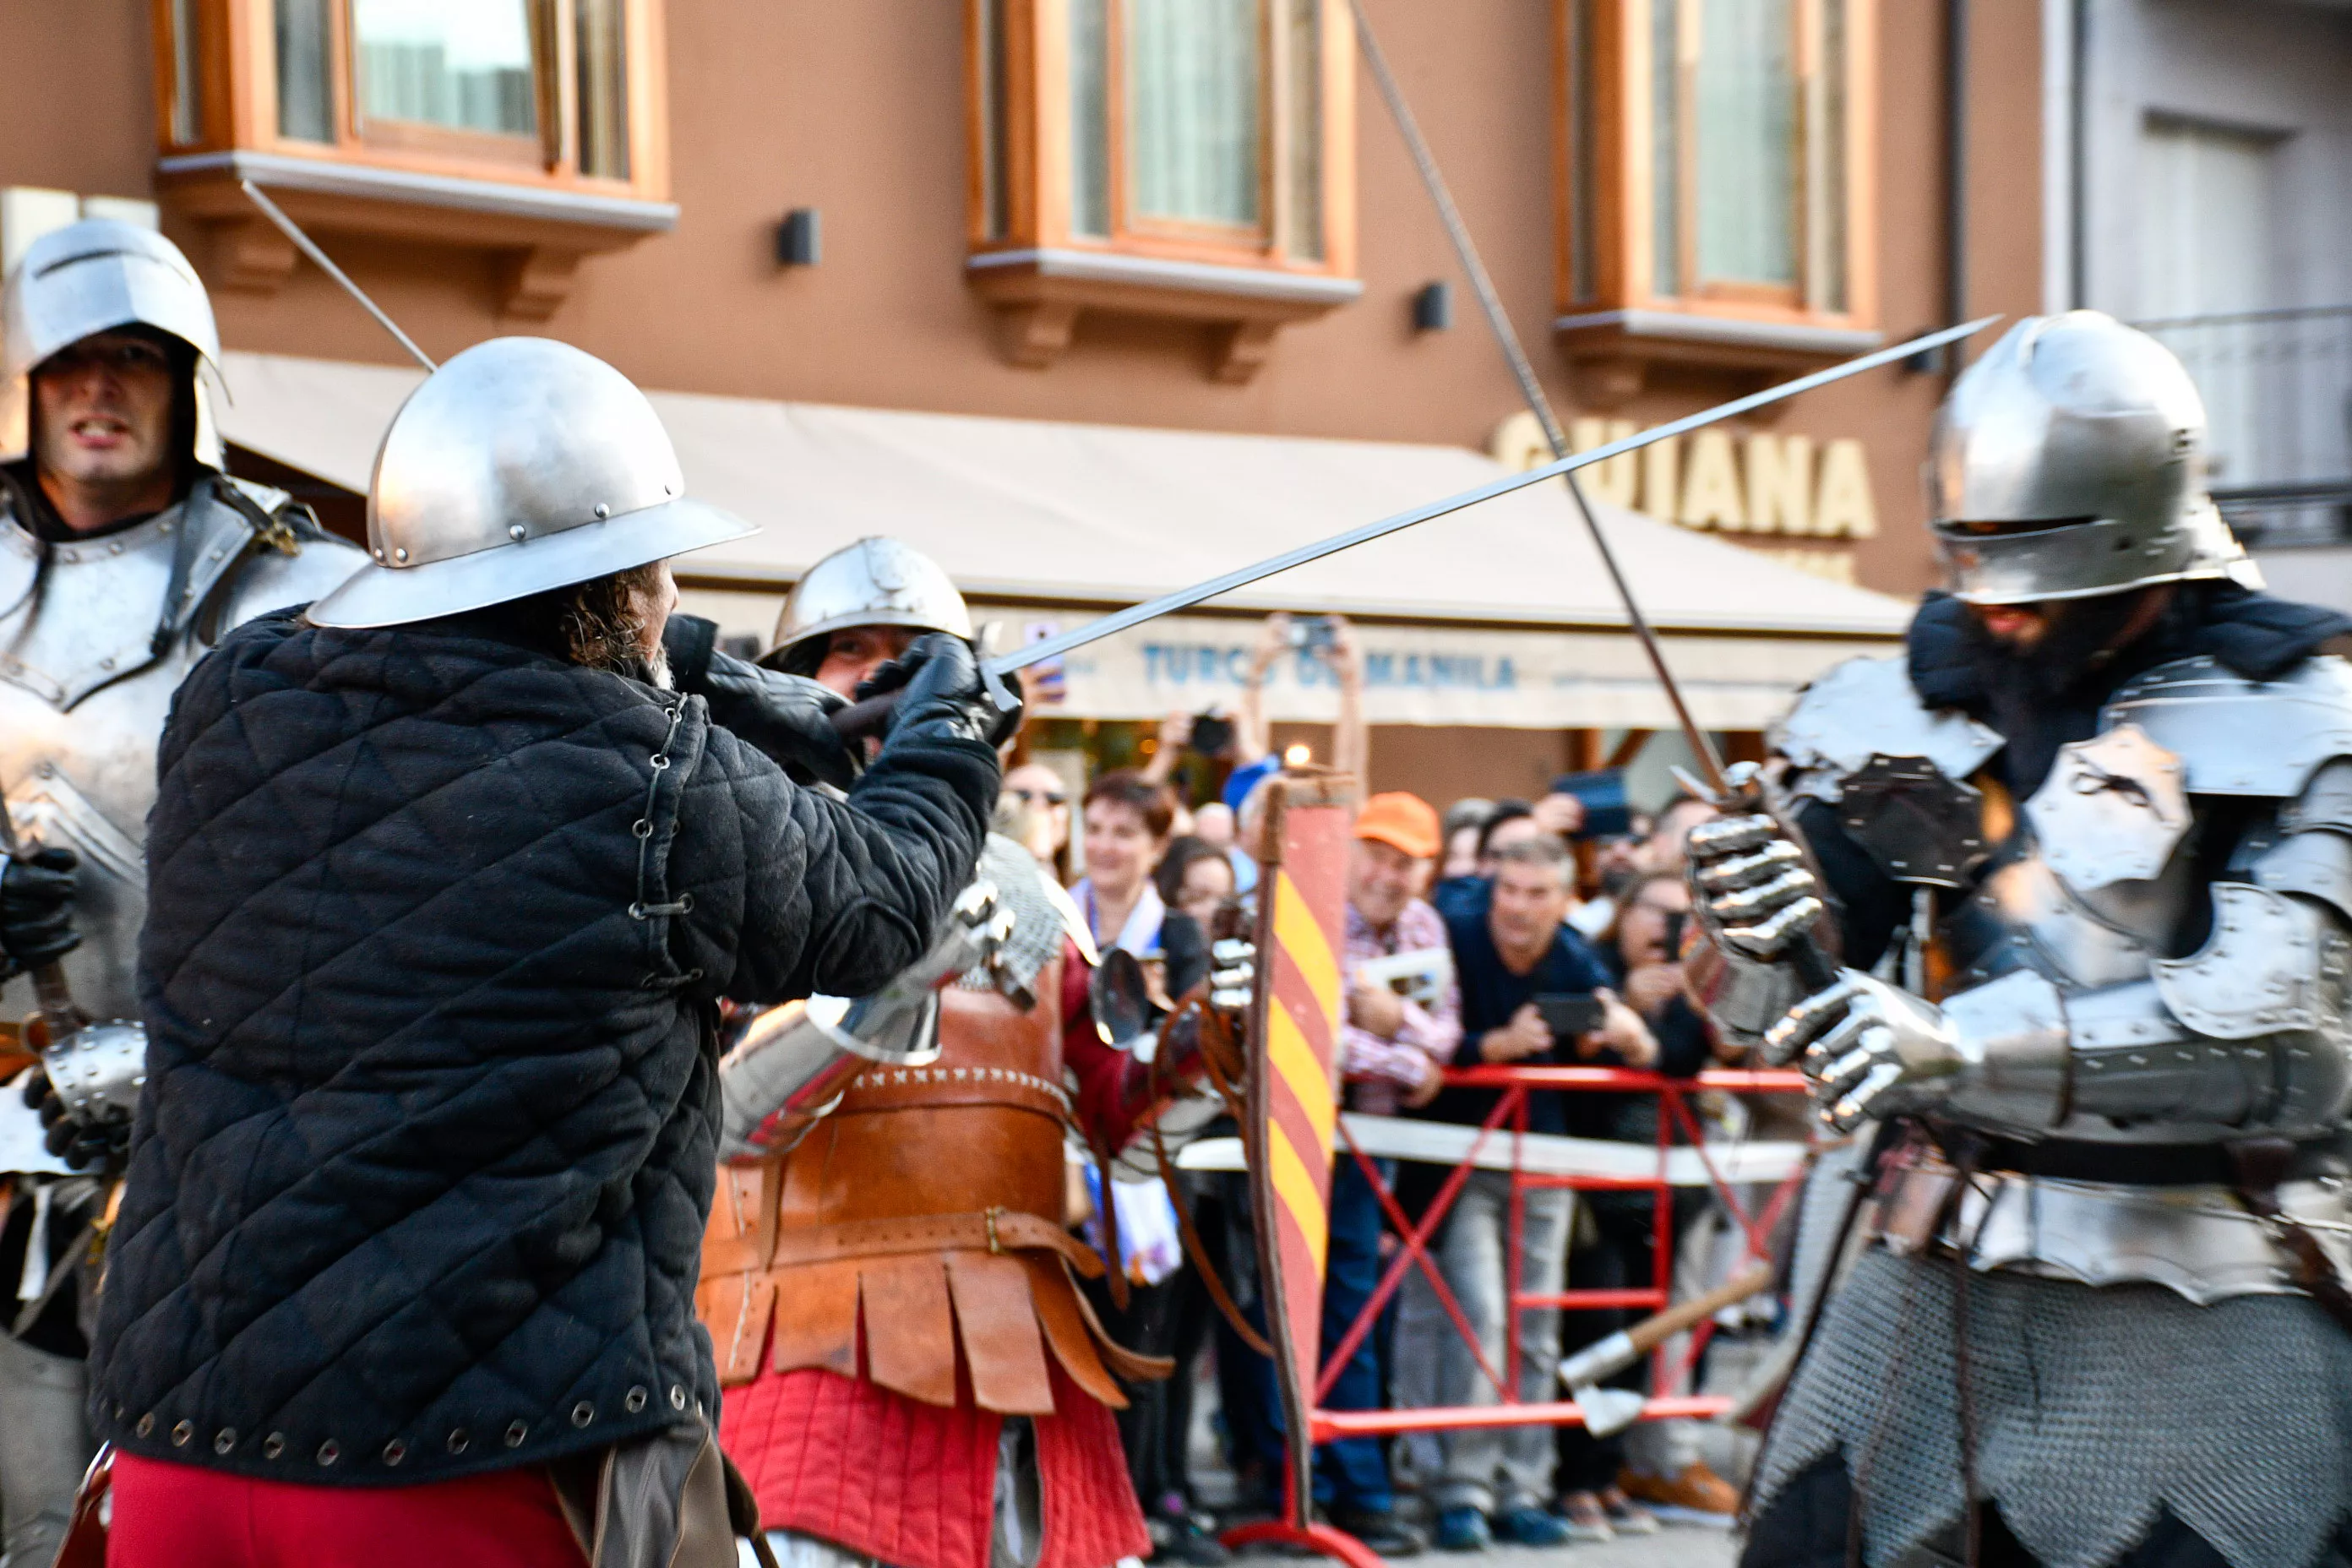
[89,607,995,1484]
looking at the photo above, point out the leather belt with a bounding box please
[834,1064,1071,1120]
[704,1206,1105,1281]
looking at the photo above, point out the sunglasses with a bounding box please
[1010,787,1069,808]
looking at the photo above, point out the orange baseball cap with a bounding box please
[1354,792,1440,861]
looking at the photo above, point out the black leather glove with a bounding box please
[23,1068,128,1172]
[859,632,1024,750]
[0,846,79,979]
[662,614,863,790]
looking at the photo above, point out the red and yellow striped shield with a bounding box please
[1244,772,1353,1524]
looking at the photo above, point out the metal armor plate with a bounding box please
[2102,654,2352,798]
[1838,753,1988,888]
[2153,882,2328,1038]
[2024,723,2191,891]
[1773,655,2004,804]
[0,480,363,1024]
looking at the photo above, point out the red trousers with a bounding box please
[107,1451,585,1568]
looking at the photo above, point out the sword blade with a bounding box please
[988,315,1996,678]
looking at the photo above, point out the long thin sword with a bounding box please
[984,316,1991,684]
[240,181,438,372]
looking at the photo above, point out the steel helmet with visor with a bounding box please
[0,218,225,470]
[1926,311,2257,605]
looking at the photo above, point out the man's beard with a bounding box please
[1956,587,2159,707]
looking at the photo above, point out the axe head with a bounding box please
[1570,1384,1646,1440]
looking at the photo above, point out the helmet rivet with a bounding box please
[509,525,528,542]
[373,548,385,562]
[593,504,611,520]
[393,547,410,564]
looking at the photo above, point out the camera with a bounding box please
[1284,615,1339,658]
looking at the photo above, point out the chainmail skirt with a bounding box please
[1753,1248,2352,1568]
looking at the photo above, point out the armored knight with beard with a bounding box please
[0,219,361,1563]
[691,536,1253,1568]
[1687,313,2352,1568]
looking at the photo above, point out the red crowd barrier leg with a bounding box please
[1221,1453,1390,1568]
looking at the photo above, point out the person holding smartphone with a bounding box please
[1396,836,1652,1553]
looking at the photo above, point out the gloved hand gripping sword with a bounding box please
[0,805,136,1173]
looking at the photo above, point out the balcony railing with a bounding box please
[2132,304,2352,549]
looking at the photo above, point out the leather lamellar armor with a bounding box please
[696,965,1158,1417]
[1755,651,2352,1301]
[0,475,362,1026]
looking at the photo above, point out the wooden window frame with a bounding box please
[147,0,673,320]
[1553,0,1879,393]
[965,0,1361,382]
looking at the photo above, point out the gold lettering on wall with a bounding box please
[1488,415,1879,543]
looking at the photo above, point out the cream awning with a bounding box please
[218,350,1912,729]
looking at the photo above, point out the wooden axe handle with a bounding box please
[1622,1262,1775,1358]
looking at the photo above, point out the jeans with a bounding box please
[0,1331,90,1568]
[1231,1157,1397,1513]
[1392,1170,1572,1516]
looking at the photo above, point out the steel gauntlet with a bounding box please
[1687,814,1831,1046]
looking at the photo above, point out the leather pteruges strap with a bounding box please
[2230,1135,2352,1336]
[760,1208,1107,1277]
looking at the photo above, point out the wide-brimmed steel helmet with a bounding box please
[309,337,754,629]
[1926,311,2256,605]
[770,536,972,674]
[0,218,225,468]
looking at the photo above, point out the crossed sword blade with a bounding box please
[238,177,1990,712]
[988,316,1995,683]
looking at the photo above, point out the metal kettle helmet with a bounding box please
[770,536,972,674]
[309,336,754,628]
[1925,310,2257,604]
[0,218,226,469]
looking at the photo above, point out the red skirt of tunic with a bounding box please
[720,1361,1146,1568]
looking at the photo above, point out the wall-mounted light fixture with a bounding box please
[1412,280,1452,332]
[776,209,822,268]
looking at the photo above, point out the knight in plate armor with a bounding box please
[0,218,362,1565]
[1692,312,2352,1568]
[697,536,1255,1568]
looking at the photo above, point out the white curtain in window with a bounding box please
[1070,0,1113,236]
[352,0,536,136]
[1696,0,1796,287]
[1128,0,1262,227]
[2139,120,2279,484]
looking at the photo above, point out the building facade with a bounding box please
[1,0,2044,806]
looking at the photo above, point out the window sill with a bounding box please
[966,247,1362,383]
[156,150,678,320]
[1553,307,1883,403]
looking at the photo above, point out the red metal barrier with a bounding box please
[1223,1064,1811,1567]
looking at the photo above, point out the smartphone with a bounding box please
[1285,615,1338,658]
[1534,992,1605,1042]
[1186,711,1235,757]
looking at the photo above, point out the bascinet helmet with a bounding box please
[309,337,754,628]
[0,218,225,469]
[1926,310,2256,604]
[771,536,972,675]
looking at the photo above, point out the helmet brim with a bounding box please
[307,496,755,629]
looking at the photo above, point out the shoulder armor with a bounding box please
[1773,654,2002,801]
[2101,655,2352,798]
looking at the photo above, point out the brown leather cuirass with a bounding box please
[697,960,1155,1416]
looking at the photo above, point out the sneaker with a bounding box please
[1551,1491,1614,1544]
[1492,1505,1572,1548]
[1433,1507,1491,1553]
[1617,1463,1740,1527]
[1599,1486,1659,1535]
[1152,1515,1233,1565]
[1331,1505,1427,1559]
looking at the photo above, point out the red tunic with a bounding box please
[710,945,1151,1568]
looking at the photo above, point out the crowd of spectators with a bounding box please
[990,612,1756,1562]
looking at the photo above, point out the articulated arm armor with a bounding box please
[1703,653,2352,1146]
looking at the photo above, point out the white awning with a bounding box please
[218,350,1911,729]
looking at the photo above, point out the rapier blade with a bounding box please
[987,316,1996,679]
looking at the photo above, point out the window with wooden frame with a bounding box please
[148,0,672,320]
[1554,0,1879,399]
[966,0,1361,383]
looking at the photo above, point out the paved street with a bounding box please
[1228,1527,1739,1568]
